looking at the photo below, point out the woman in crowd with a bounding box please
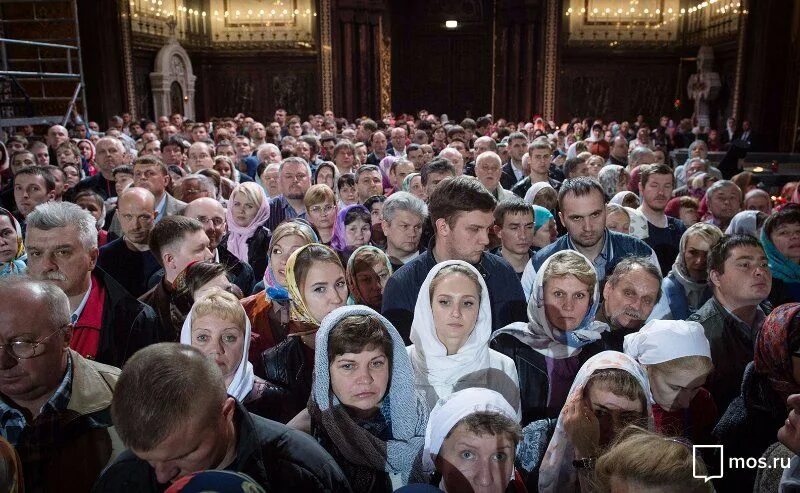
[673,158,709,197]
[584,155,604,178]
[524,182,557,210]
[314,161,339,192]
[744,188,772,215]
[665,196,700,227]
[346,245,392,310]
[531,205,558,253]
[714,303,800,491]
[304,184,337,244]
[661,223,723,320]
[409,260,521,414]
[597,164,629,200]
[213,155,251,184]
[609,190,639,209]
[492,250,608,424]
[223,182,272,280]
[594,426,712,493]
[337,173,358,207]
[173,261,242,310]
[332,141,357,176]
[180,288,278,419]
[624,320,716,444]
[331,204,372,264]
[73,190,108,247]
[605,204,631,235]
[77,138,97,176]
[260,243,349,422]
[305,306,428,491]
[762,206,800,305]
[402,172,425,201]
[0,207,25,276]
[516,351,652,492]
[675,140,712,189]
[242,220,318,362]
[725,209,767,236]
[61,162,83,195]
[423,388,526,493]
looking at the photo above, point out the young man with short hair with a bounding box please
[491,199,536,277]
[638,163,687,275]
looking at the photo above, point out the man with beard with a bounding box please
[638,164,686,276]
[265,157,310,231]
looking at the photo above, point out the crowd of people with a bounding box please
[0,108,797,493]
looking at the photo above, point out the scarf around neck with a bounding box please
[224,184,271,264]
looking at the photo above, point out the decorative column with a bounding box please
[320,0,334,112]
[542,0,559,121]
[118,0,137,118]
[379,16,391,118]
[731,0,748,121]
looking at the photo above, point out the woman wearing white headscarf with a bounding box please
[624,319,716,444]
[725,209,767,237]
[492,250,608,425]
[524,181,556,206]
[516,351,653,493]
[409,260,521,415]
[609,190,640,209]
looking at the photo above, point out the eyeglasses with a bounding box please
[309,204,336,214]
[0,326,67,360]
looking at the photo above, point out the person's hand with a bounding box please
[562,392,600,459]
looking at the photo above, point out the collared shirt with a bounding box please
[0,353,73,447]
[565,231,612,280]
[720,303,767,334]
[154,193,167,223]
[71,278,93,324]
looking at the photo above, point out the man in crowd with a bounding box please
[388,158,415,194]
[382,175,527,341]
[511,137,561,198]
[97,187,161,297]
[389,127,408,158]
[186,141,215,172]
[45,124,70,165]
[500,132,528,190]
[439,147,465,176]
[638,163,687,275]
[607,135,629,167]
[13,166,56,230]
[0,277,124,493]
[491,199,536,278]
[74,137,130,199]
[93,343,349,491]
[25,202,160,367]
[382,191,427,271]
[355,164,385,203]
[476,151,515,202]
[265,157,310,231]
[689,234,772,412]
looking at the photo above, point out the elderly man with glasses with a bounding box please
[0,276,125,492]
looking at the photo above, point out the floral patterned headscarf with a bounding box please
[755,303,800,402]
[285,243,345,331]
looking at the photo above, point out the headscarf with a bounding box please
[346,245,393,306]
[668,225,718,311]
[0,208,26,276]
[330,204,370,252]
[402,172,420,192]
[624,320,711,367]
[664,196,683,219]
[179,297,255,403]
[762,228,800,284]
[744,188,772,214]
[379,155,399,176]
[610,190,638,207]
[262,220,318,301]
[314,161,341,193]
[628,165,642,195]
[626,207,649,239]
[532,205,554,232]
[423,388,518,474]
[285,243,344,330]
[689,172,710,199]
[725,210,761,236]
[598,164,625,197]
[538,351,653,493]
[409,260,520,410]
[754,303,800,402]
[224,183,271,264]
[491,251,608,359]
[310,305,428,485]
[0,141,8,170]
[524,181,555,206]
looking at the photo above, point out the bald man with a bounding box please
[74,137,131,199]
[46,124,69,165]
[97,187,161,297]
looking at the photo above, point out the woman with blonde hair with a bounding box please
[304,184,337,244]
[222,181,272,280]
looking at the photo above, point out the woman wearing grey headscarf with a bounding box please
[598,164,629,199]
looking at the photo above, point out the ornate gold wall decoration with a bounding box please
[120,0,138,118]
[543,0,559,121]
[379,16,391,118]
[319,0,333,112]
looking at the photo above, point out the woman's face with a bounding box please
[683,234,712,281]
[230,193,259,227]
[543,274,591,331]
[0,215,19,263]
[75,197,103,223]
[437,423,516,493]
[78,141,92,159]
[345,218,371,249]
[191,314,245,384]
[269,234,308,285]
[301,261,348,322]
[409,175,425,200]
[63,166,81,188]
[433,127,446,141]
[771,221,800,263]
[431,273,481,354]
[532,219,558,249]
[330,346,389,419]
[678,207,699,227]
[213,160,233,179]
[586,382,645,448]
[354,261,390,308]
[686,161,705,179]
[316,167,335,189]
[605,211,630,235]
[194,273,237,301]
[307,201,337,231]
[334,148,354,170]
[339,183,358,205]
[647,365,710,412]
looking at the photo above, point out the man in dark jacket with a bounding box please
[92,343,351,492]
[73,136,130,200]
[382,175,527,343]
[25,202,160,368]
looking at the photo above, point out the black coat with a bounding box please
[73,173,116,200]
[220,226,271,282]
[92,402,352,492]
[261,336,314,423]
[217,243,257,295]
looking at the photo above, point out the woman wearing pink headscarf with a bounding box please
[222,182,273,280]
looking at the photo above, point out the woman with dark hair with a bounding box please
[331,204,372,264]
[762,205,800,305]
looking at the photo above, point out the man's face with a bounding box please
[191,126,208,142]
[178,179,212,203]
[183,200,227,250]
[14,174,54,217]
[709,186,741,224]
[406,150,424,171]
[288,122,302,138]
[611,137,628,159]
[528,148,550,175]
[170,113,183,127]
[372,132,387,154]
[384,210,423,257]
[279,162,310,200]
[162,144,184,166]
[95,140,128,176]
[47,125,69,148]
[132,399,235,484]
[118,196,156,246]
[641,172,673,212]
[425,171,453,199]
[114,173,135,197]
[143,140,162,157]
[55,147,79,168]
[497,211,534,256]
[11,153,34,175]
[438,210,495,263]
[251,123,266,140]
[711,245,772,307]
[391,129,406,151]
[0,287,70,409]
[274,109,286,125]
[559,190,606,249]
[508,138,527,162]
[356,170,383,201]
[473,139,493,157]
[322,140,335,158]
[186,144,213,172]
[602,267,660,330]
[165,230,213,276]
[295,141,312,161]
[216,145,236,160]
[26,225,97,296]
[157,116,169,129]
[391,162,415,187]
[475,157,502,190]
[133,164,169,198]
[234,138,251,158]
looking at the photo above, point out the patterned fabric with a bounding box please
[346,245,393,308]
[754,303,800,402]
[284,243,341,331]
[0,207,26,277]
[330,204,370,252]
[762,230,800,284]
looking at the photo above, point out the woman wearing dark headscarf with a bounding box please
[330,204,372,264]
[346,245,392,310]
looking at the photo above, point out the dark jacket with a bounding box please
[218,243,257,295]
[74,173,116,200]
[220,226,271,282]
[510,176,562,200]
[97,238,161,298]
[490,334,554,426]
[93,267,161,368]
[768,278,800,307]
[92,402,352,492]
[139,279,185,343]
[381,244,527,343]
[500,162,523,191]
[260,336,315,423]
